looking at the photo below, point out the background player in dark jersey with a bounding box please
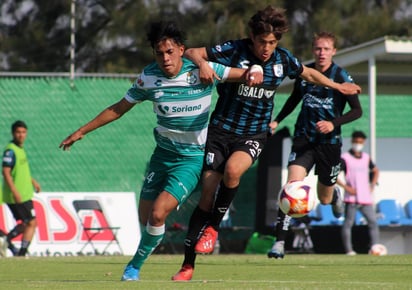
[172,7,361,281]
[267,32,362,259]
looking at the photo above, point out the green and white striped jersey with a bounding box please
[124,58,230,156]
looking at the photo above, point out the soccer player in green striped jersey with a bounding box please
[59,20,262,281]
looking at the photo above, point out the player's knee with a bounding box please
[319,199,330,205]
[318,196,331,205]
[20,218,37,231]
[223,166,242,186]
[28,218,37,228]
[15,223,26,233]
[150,209,168,225]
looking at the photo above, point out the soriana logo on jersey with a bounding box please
[0,192,140,257]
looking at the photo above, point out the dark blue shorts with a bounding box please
[203,125,267,173]
[7,200,36,223]
[288,136,342,186]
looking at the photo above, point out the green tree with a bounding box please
[281,0,412,59]
[0,0,410,73]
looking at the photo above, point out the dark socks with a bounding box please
[6,225,23,242]
[17,240,31,256]
[182,206,212,267]
[7,224,24,256]
[274,210,292,242]
[210,182,238,229]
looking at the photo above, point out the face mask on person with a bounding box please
[352,143,364,152]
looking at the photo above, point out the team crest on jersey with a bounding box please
[186,72,197,84]
[273,64,283,77]
[155,79,162,87]
[264,90,275,98]
[137,76,144,87]
[206,152,215,165]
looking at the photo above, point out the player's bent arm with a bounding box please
[370,166,380,188]
[226,65,263,86]
[185,47,209,66]
[331,96,362,127]
[2,166,22,203]
[32,178,41,193]
[274,86,302,124]
[300,65,361,95]
[185,47,217,83]
[59,98,135,150]
[225,67,247,82]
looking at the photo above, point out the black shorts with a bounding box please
[203,125,267,173]
[288,136,342,186]
[7,200,36,223]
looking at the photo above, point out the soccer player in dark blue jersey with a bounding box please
[267,32,362,259]
[172,7,361,280]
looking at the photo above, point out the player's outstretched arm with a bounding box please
[300,65,361,95]
[59,98,135,151]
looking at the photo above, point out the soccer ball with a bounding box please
[278,180,316,218]
[369,244,388,256]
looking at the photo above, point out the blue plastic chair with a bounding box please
[376,199,412,226]
[400,200,412,225]
[405,200,412,219]
[376,199,400,225]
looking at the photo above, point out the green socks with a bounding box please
[129,223,165,269]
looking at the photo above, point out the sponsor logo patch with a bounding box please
[273,64,283,77]
[186,72,197,84]
[206,152,215,165]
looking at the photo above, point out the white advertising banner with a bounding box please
[0,192,140,257]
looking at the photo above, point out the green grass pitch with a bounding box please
[1,254,411,289]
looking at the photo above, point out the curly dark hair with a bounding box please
[146,21,186,49]
[248,6,289,40]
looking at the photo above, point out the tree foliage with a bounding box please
[0,0,410,73]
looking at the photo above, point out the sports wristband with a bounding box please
[250,64,263,74]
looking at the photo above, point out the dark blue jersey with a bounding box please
[206,38,303,136]
[291,62,359,144]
